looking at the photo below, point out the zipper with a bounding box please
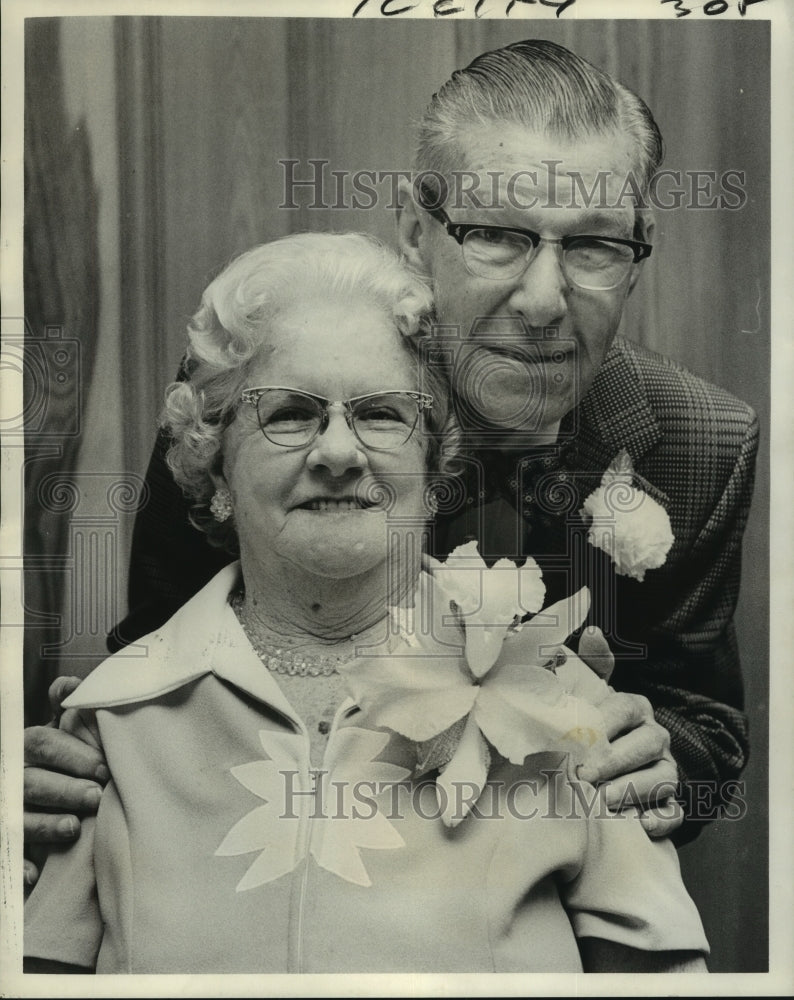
[286,718,312,974]
[293,699,358,972]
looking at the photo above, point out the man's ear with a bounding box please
[628,208,655,296]
[395,177,431,276]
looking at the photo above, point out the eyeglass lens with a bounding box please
[255,390,421,449]
[463,230,635,289]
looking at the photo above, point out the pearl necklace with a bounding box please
[231,591,362,677]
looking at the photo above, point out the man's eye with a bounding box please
[479,228,508,245]
[476,228,528,248]
[468,228,527,256]
[568,237,632,262]
[572,236,607,249]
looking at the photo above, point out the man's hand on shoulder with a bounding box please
[24,676,109,890]
[577,629,683,839]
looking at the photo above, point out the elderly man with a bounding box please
[24,39,757,881]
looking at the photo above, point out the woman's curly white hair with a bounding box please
[162,231,461,552]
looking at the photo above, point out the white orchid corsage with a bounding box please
[580,449,674,582]
[338,541,610,828]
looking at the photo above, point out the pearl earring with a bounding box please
[210,487,233,523]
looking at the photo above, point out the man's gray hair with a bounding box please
[415,38,664,203]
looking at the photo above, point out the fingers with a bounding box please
[639,796,685,838]
[597,690,656,742]
[25,725,108,784]
[566,682,683,838]
[23,677,102,892]
[577,627,615,682]
[600,796,685,838]
[47,675,83,719]
[598,758,679,811]
[580,718,671,787]
[24,810,81,845]
[23,858,41,893]
[576,688,677,817]
[24,766,103,814]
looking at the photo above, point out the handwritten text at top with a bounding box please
[352,0,767,16]
[352,0,576,18]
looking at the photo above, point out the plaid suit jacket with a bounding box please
[436,337,759,842]
[114,338,759,841]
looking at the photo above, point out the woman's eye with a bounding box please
[363,407,403,422]
[265,406,315,425]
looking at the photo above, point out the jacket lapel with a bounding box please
[562,338,668,507]
[63,563,325,730]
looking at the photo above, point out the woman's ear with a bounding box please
[395,177,432,276]
[209,468,229,493]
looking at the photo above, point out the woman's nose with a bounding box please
[305,407,367,476]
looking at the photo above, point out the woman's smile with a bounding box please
[293,496,380,513]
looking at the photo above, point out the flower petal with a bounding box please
[446,540,488,568]
[478,559,529,621]
[216,805,301,890]
[581,452,674,582]
[436,713,490,828]
[433,543,489,615]
[215,804,278,857]
[555,651,612,706]
[518,556,546,614]
[310,729,409,887]
[463,624,510,678]
[325,727,411,787]
[436,547,548,678]
[504,587,591,667]
[414,716,468,776]
[228,760,284,802]
[234,837,301,891]
[474,665,606,765]
[435,543,538,622]
[338,653,477,741]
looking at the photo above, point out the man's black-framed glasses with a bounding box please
[416,182,652,291]
[240,387,434,451]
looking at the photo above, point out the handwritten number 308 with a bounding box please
[661,0,767,15]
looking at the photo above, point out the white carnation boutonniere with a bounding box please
[580,449,674,583]
[338,541,610,828]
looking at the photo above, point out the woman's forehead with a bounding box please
[245,295,417,391]
[262,291,392,339]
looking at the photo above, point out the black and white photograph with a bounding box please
[1,0,791,995]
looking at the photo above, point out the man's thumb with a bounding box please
[578,626,615,682]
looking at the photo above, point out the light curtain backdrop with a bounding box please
[24,15,769,973]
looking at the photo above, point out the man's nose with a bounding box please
[306,407,366,476]
[508,242,568,329]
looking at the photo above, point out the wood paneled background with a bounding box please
[24,15,770,972]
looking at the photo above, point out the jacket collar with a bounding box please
[63,564,444,730]
[558,337,668,506]
[564,337,661,468]
[63,563,327,729]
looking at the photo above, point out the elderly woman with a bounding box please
[24,233,707,974]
